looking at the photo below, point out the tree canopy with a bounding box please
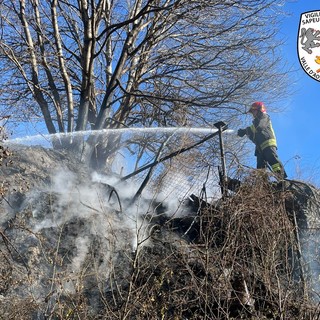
[0,0,288,169]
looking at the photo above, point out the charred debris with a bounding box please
[0,138,319,318]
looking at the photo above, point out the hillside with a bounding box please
[0,144,319,319]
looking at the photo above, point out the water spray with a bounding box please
[4,127,235,146]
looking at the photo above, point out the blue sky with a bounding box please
[270,0,320,184]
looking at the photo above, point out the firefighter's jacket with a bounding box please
[245,113,277,155]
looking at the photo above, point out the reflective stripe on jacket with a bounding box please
[246,113,277,151]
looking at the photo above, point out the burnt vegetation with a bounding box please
[0,145,319,320]
[113,174,313,320]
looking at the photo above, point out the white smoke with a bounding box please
[28,168,162,276]
[0,128,228,313]
[71,235,90,273]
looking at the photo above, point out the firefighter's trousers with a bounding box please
[256,146,287,179]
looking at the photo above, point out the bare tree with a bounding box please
[0,0,288,169]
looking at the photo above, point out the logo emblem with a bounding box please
[298,11,320,81]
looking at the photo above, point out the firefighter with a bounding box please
[237,101,287,180]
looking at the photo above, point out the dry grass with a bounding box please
[0,168,319,319]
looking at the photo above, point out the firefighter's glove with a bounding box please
[237,128,246,137]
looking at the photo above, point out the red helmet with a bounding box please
[249,101,266,113]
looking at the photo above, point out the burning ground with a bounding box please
[0,145,320,319]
